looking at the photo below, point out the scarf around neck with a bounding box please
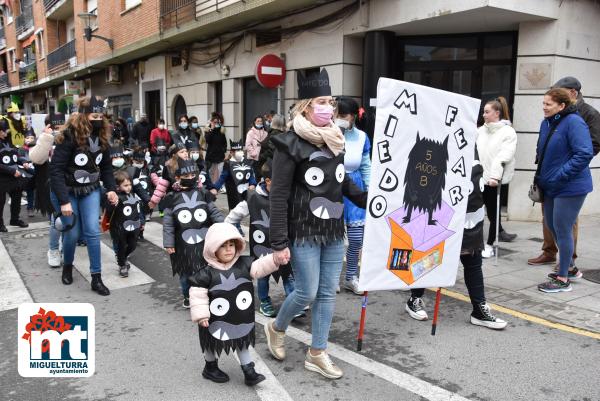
[292,114,345,156]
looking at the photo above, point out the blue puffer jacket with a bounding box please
[536,106,593,198]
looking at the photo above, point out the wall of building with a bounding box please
[508,0,600,220]
[89,62,139,117]
[139,55,167,122]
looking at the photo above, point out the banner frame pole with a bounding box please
[357,291,369,351]
[431,287,442,336]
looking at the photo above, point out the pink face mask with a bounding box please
[311,104,334,126]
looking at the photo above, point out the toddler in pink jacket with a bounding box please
[188,222,279,386]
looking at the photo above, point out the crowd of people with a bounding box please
[0,72,598,383]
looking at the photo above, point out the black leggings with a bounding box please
[0,189,22,224]
[410,252,485,308]
[482,185,505,246]
[112,230,139,266]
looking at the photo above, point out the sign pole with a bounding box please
[431,287,442,336]
[357,291,369,351]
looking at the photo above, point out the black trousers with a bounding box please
[112,230,139,266]
[411,252,485,308]
[0,188,22,224]
[482,185,505,246]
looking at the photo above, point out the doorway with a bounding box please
[243,77,277,141]
[145,90,160,129]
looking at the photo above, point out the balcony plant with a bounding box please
[26,69,37,83]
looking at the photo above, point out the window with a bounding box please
[35,30,45,59]
[171,55,182,67]
[9,49,16,72]
[87,0,98,30]
[173,95,187,125]
[5,5,13,24]
[122,0,142,11]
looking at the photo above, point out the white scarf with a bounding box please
[292,114,345,156]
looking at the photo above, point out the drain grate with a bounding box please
[584,269,600,284]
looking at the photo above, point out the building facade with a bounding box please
[1,0,599,220]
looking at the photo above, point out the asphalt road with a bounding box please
[1,217,599,401]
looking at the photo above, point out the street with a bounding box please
[2,201,599,401]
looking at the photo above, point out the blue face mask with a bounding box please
[255,124,263,129]
[179,122,188,130]
[191,122,199,129]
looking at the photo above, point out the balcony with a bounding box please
[44,0,74,20]
[19,62,37,85]
[16,8,35,39]
[196,0,246,17]
[47,39,76,73]
[0,74,9,91]
[0,26,5,49]
[160,0,196,32]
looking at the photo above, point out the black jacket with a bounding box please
[204,127,228,163]
[577,95,600,156]
[131,121,153,148]
[269,130,367,250]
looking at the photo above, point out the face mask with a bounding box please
[255,124,263,129]
[91,120,104,131]
[158,124,165,130]
[191,152,200,161]
[25,138,36,146]
[180,177,197,188]
[157,145,166,152]
[265,121,271,129]
[13,113,22,120]
[191,123,199,129]
[335,118,350,130]
[179,122,188,130]
[145,151,151,164]
[234,151,244,162]
[311,104,334,126]
[112,158,125,168]
[214,124,221,128]
[132,162,144,169]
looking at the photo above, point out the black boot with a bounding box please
[241,362,265,386]
[62,264,73,285]
[9,219,28,228]
[0,223,7,232]
[202,360,229,383]
[91,273,110,296]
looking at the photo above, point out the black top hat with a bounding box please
[110,143,124,158]
[176,158,199,176]
[297,68,331,99]
[79,96,106,114]
[229,139,243,151]
[169,141,187,157]
[132,148,146,161]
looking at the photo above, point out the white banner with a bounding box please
[359,78,481,291]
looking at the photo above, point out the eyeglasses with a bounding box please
[311,98,337,108]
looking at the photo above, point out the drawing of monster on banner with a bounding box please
[359,78,481,291]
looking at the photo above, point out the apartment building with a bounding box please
[0,0,598,220]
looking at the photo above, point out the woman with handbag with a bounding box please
[535,88,593,293]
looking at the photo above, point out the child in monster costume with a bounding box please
[188,222,280,386]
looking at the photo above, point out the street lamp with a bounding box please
[77,12,114,50]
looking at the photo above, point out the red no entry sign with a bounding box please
[255,54,286,88]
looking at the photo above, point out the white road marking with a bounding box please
[73,241,154,289]
[0,237,33,311]
[255,314,470,401]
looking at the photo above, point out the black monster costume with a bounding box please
[219,140,254,210]
[189,258,256,355]
[402,133,449,225]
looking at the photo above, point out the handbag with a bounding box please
[528,121,561,203]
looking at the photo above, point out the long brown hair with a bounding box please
[55,97,110,150]
[485,96,511,121]
[544,88,573,107]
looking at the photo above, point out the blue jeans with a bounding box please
[257,274,295,302]
[274,240,344,350]
[48,214,61,251]
[543,195,586,278]
[26,188,35,210]
[180,273,191,298]
[51,189,102,273]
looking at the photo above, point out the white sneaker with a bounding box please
[47,249,61,268]
[405,297,428,321]
[482,244,495,259]
[470,303,507,330]
[343,276,364,295]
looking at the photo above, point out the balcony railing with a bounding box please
[160,0,196,32]
[19,62,37,85]
[0,74,9,91]
[44,0,63,12]
[196,0,244,17]
[47,39,76,73]
[0,26,5,49]
[16,8,35,37]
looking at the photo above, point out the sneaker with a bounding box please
[47,249,61,268]
[119,265,129,278]
[548,267,583,281]
[336,285,340,293]
[259,299,277,317]
[293,310,307,319]
[527,253,556,266]
[343,276,364,295]
[304,350,343,379]
[183,297,190,308]
[77,239,87,247]
[27,209,35,218]
[9,219,28,228]
[219,187,227,194]
[159,211,164,218]
[481,244,495,259]
[498,231,517,242]
[405,297,428,321]
[0,224,7,233]
[264,320,285,360]
[470,303,507,330]
[538,277,572,293]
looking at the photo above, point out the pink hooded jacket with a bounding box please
[189,222,279,323]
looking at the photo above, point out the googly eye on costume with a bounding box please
[95,153,103,165]
[13,154,18,162]
[177,210,192,224]
[74,153,89,166]
[236,291,252,310]
[200,175,206,184]
[335,164,345,183]
[304,167,325,186]
[2,155,10,164]
[245,172,251,180]
[194,208,207,222]
[479,177,485,192]
[210,298,230,316]
[252,230,266,244]
[235,172,244,180]
[123,206,133,217]
[137,203,141,213]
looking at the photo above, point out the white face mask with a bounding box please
[335,118,350,130]
[13,113,22,120]
[191,152,200,161]
[158,124,165,130]
[112,158,125,168]
[234,151,244,162]
[132,162,144,169]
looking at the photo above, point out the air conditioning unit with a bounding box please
[105,65,121,84]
